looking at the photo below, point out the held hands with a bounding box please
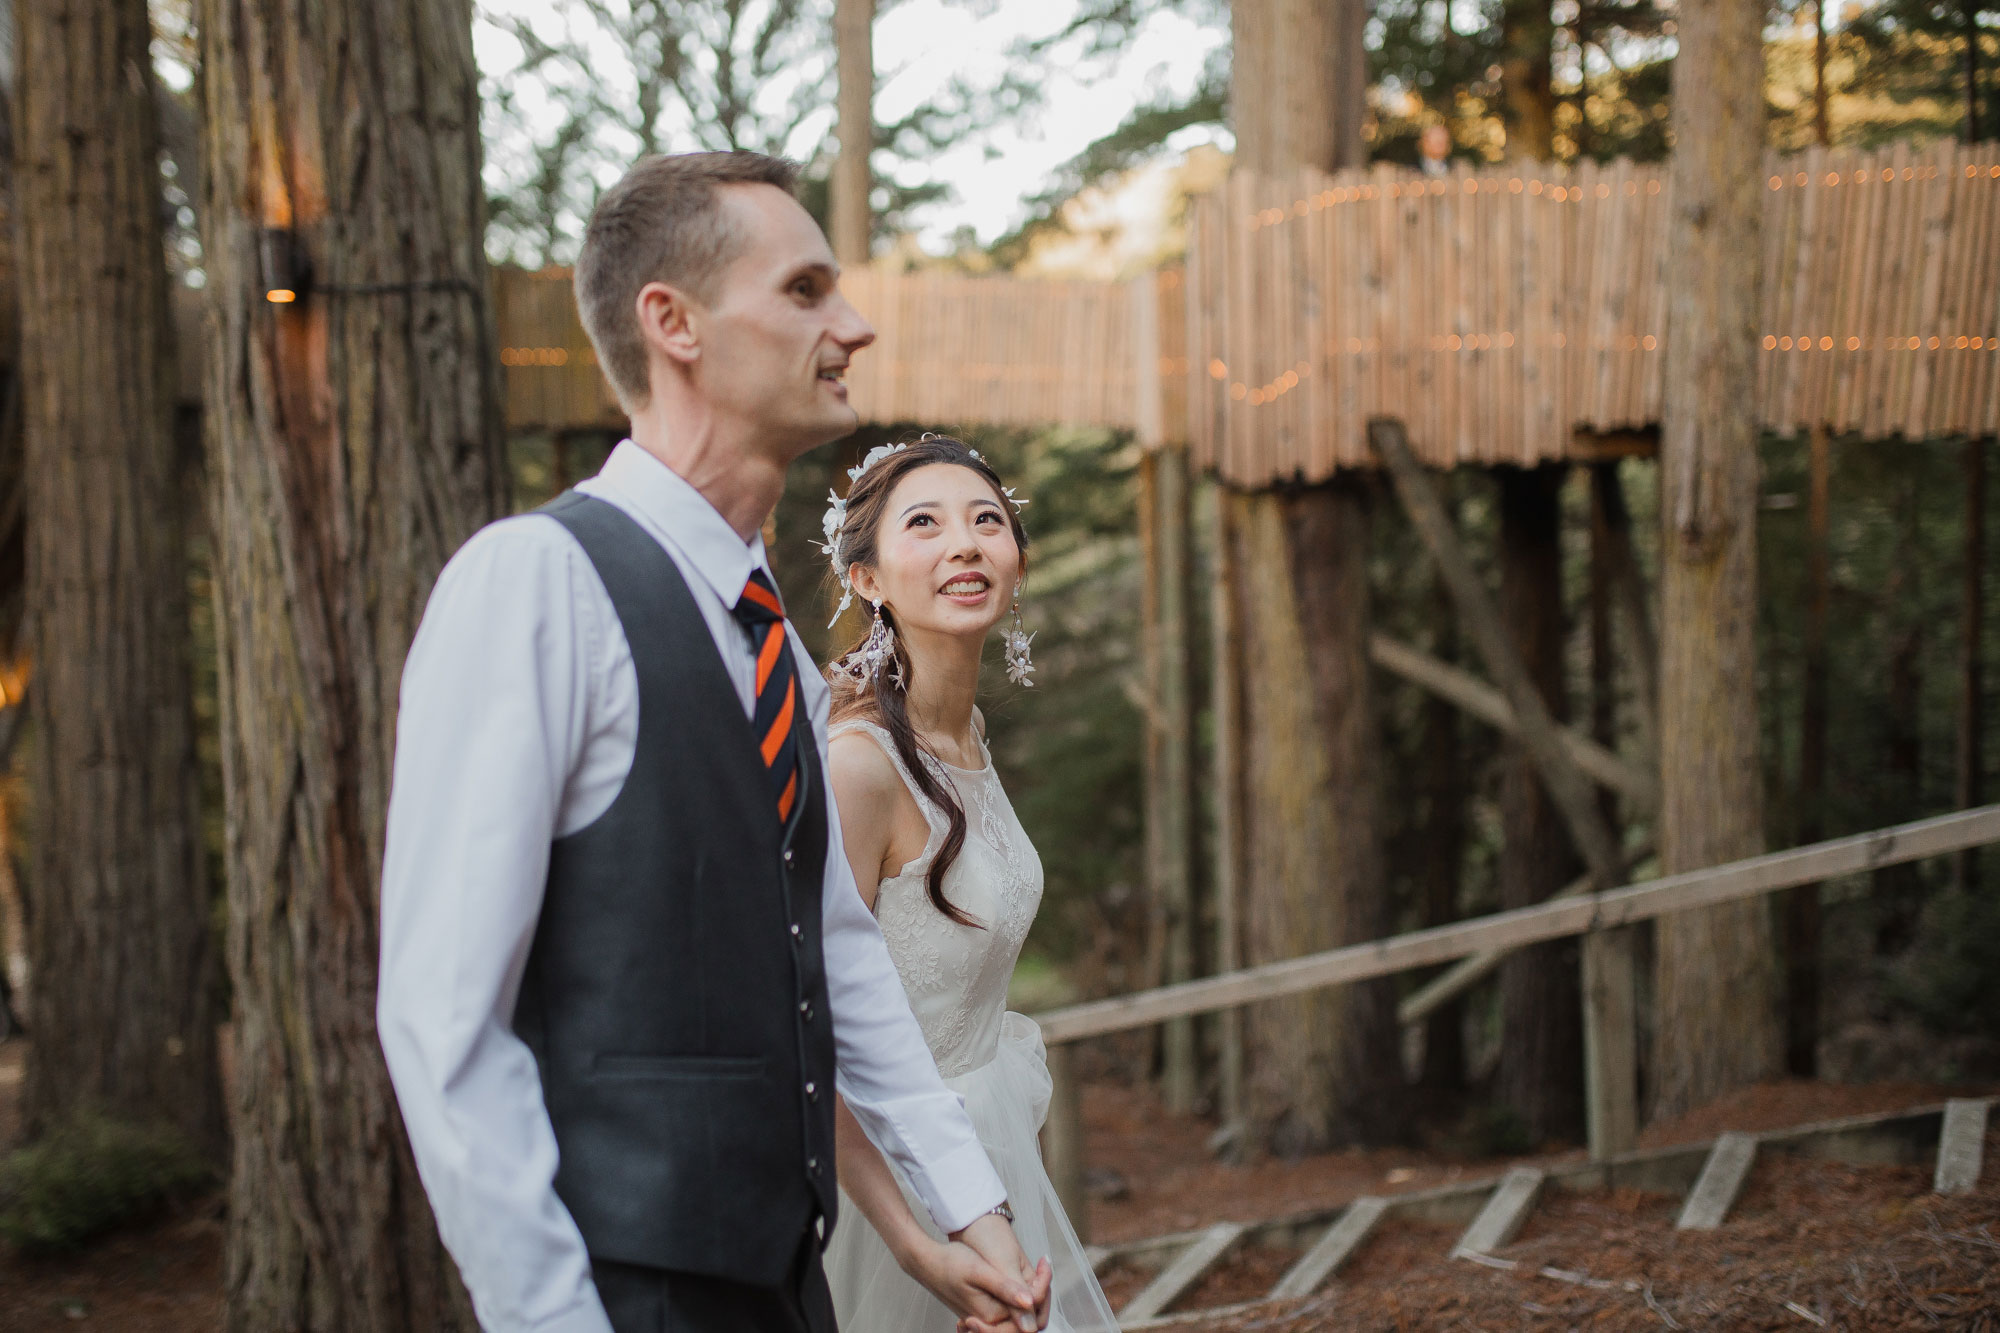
[901,1234,1050,1333]
[944,1212,1052,1333]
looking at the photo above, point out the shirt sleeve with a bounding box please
[376,519,614,1333]
[808,677,1010,1234]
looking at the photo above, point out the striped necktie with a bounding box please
[731,569,801,825]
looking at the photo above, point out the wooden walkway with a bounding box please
[494,143,2000,475]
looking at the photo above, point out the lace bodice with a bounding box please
[831,720,1044,1078]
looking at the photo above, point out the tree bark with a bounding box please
[14,0,221,1153]
[1230,0,1395,1155]
[1501,0,1558,159]
[1955,437,1985,892]
[1652,0,1781,1122]
[1494,466,1584,1144]
[195,0,505,1325]
[831,0,873,266]
[1235,483,1400,1152]
[1789,425,1830,1075]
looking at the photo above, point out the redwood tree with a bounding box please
[195,0,505,1324]
[1651,0,1782,1120]
[1230,0,1400,1153]
[14,0,221,1151]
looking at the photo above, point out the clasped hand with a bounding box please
[903,1211,1052,1333]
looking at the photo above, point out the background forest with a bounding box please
[0,0,1996,1325]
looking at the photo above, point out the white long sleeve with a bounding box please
[377,442,1005,1332]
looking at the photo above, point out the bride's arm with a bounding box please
[828,736,1035,1331]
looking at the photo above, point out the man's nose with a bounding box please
[831,293,875,352]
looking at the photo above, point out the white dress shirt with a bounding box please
[377,441,1007,1333]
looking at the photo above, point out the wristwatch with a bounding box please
[975,1200,1016,1225]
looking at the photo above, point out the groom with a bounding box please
[378,152,1049,1333]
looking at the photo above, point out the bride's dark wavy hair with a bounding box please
[825,434,1028,928]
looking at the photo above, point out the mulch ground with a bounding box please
[1117,1122,2000,1332]
[1,1035,1992,1332]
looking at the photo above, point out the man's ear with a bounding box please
[635,279,701,369]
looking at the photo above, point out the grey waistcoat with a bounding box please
[512,492,838,1287]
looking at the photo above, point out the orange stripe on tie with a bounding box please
[756,622,785,694]
[761,681,796,766]
[777,771,798,823]
[739,578,783,616]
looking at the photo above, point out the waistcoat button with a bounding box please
[799,999,814,1021]
[784,848,795,865]
[807,1156,821,1174]
[789,923,802,940]
[805,1081,818,1100]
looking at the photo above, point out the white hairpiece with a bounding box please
[820,435,1028,628]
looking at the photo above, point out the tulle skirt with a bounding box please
[825,1012,1120,1333]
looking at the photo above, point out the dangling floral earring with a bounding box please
[1003,585,1035,687]
[851,598,903,688]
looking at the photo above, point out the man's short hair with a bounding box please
[574,151,801,410]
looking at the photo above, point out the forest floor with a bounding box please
[0,1036,1992,1332]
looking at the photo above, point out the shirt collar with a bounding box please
[592,440,772,610]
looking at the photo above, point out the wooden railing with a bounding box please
[1029,803,2000,1238]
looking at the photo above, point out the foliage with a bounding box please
[0,1113,213,1255]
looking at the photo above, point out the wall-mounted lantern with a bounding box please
[260,228,311,305]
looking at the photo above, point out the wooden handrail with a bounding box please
[1032,804,2000,1045]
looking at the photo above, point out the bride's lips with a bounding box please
[939,573,991,605]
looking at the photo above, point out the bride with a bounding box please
[819,434,1120,1333]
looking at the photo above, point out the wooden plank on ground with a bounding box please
[1268,1196,1389,1299]
[1933,1098,1989,1195]
[1119,1221,1246,1324]
[1452,1167,1544,1258]
[1677,1131,1758,1230]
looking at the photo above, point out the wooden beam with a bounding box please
[1268,1196,1387,1299]
[1371,417,1626,887]
[1118,1221,1245,1322]
[1369,633,1656,808]
[1452,1167,1544,1257]
[1933,1098,1989,1195]
[1034,805,2000,1044]
[1676,1132,1757,1230]
[1398,843,1652,1029]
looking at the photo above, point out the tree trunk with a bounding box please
[1652,0,1781,1122]
[195,0,505,1325]
[1230,0,1393,1155]
[14,0,221,1154]
[1789,425,1830,1075]
[1955,437,1985,892]
[1494,466,1584,1143]
[1813,1,1831,148]
[831,0,873,266]
[1235,484,1400,1152]
[1873,481,1925,954]
[1501,0,1558,159]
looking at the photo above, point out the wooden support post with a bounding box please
[1582,925,1640,1160]
[1042,1040,1089,1243]
[1371,419,1625,888]
[1368,633,1656,808]
[1209,485,1247,1145]
[1152,446,1197,1112]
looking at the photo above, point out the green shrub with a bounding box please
[0,1112,213,1254]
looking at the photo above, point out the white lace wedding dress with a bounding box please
[824,720,1119,1333]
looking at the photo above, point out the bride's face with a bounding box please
[849,463,1023,643]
